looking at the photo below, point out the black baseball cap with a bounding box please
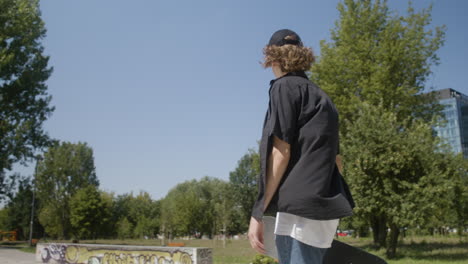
[267,29,303,47]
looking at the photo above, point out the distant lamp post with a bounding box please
[29,155,42,247]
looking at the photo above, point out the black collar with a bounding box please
[269,71,308,86]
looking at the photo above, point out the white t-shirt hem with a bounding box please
[274,212,339,249]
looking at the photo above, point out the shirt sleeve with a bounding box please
[267,83,300,144]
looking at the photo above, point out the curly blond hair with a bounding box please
[262,44,315,73]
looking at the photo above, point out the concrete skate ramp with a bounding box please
[36,243,212,264]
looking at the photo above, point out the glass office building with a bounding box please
[433,88,468,158]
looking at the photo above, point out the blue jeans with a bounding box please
[275,235,328,264]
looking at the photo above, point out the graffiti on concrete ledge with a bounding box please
[37,243,212,264]
[196,248,212,264]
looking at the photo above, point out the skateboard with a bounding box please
[323,239,387,264]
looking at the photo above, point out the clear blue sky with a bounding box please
[12,0,468,200]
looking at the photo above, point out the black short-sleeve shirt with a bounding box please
[251,71,354,221]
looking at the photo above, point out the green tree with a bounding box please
[129,191,160,238]
[341,102,451,257]
[133,216,153,239]
[311,0,445,131]
[69,185,109,239]
[116,217,133,240]
[229,148,259,230]
[0,207,8,230]
[444,154,468,236]
[212,180,236,247]
[107,192,160,239]
[128,192,152,220]
[149,199,161,237]
[111,193,133,230]
[99,191,116,238]
[162,179,205,237]
[160,177,234,239]
[37,203,63,237]
[310,0,448,258]
[0,175,43,239]
[195,176,221,238]
[0,0,54,198]
[160,196,174,243]
[35,141,99,238]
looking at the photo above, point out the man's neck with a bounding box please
[272,65,287,78]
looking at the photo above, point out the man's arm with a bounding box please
[264,146,341,210]
[263,136,291,210]
[336,154,343,174]
[248,135,290,254]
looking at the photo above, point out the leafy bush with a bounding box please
[252,254,278,264]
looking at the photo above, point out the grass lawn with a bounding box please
[340,236,468,264]
[10,235,467,264]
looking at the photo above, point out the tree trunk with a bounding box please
[386,223,400,259]
[371,217,378,244]
[358,225,369,238]
[457,224,464,237]
[371,215,387,248]
[161,224,166,246]
[222,222,227,248]
[61,210,67,239]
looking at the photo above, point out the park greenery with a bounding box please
[310,0,467,258]
[0,0,55,199]
[0,0,467,262]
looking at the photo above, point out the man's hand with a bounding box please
[248,217,265,254]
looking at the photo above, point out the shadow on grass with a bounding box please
[0,241,26,246]
[356,239,468,261]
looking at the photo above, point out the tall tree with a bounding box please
[127,192,153,225]
[0,207,8,230]
[129,191,160,239]
[0,0,54,198]
[159,195,174,243]
[160,177,234,239]
[229,148,259,229]
[112,193,133,229]
[212,180,236,247]
[69,185,109,239]
[99,191,116,238]
[35,141,99,238]
[444,154,468,237]
[195,176,222,238]
[160,180,202,237]
[116,217,133,240]
[310,0,447,258]
[341,102,451,258]
[311,0,445,132]
[1,175,43,239]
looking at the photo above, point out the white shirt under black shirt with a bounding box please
[274,212,338,248]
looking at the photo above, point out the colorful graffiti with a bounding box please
[36,243,212,264]
[196,248,212,264]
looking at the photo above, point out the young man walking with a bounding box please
[249,29,354,264]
